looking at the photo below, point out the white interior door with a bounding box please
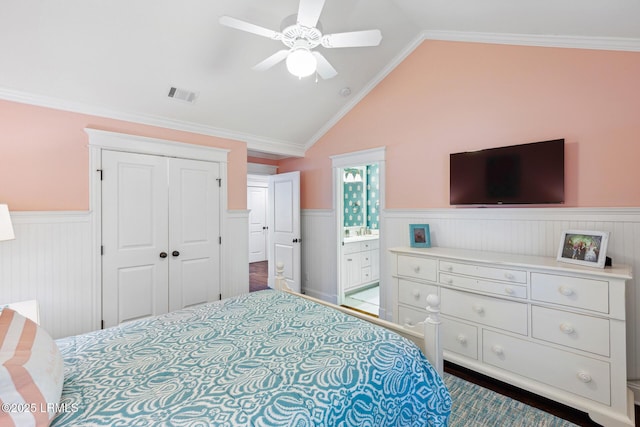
[168,158,220,311]
[247,185,268,263]
[102,150,169,327]
[268,171,300,291]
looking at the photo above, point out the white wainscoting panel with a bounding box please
[0,212,94,339]
[223,210,249,298]
[301,210,337,302]
[1,210,249,340]
[383,207,640,395]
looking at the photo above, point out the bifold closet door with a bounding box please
[102,151,221,328]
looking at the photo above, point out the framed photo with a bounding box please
[410,224,431,248]
[557,230,609,268]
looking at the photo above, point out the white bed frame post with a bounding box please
[274,262,444,377]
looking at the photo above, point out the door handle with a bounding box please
[172,251,180,257]
[159,252,168,258]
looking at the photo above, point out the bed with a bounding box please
[1,267,451,426]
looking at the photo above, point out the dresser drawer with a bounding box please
[440,260,527,284]
[398,305,428,329]
[397,255,437,282]
[440,273,527,299]
[441,288,528,335]
[531,273,609,313]
[442,317,478,360]
[398,279,439,310]
[483,330,611,405]
[531,306,610,356]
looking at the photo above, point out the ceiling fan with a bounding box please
[219,0,382,79]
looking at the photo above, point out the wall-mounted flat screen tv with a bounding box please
[450,139,564,205]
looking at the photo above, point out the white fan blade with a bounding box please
[297,0,325,28]
[253,50,290,71]
[321,29,382,48]
[312,52,337,79]
[219,15,281,40]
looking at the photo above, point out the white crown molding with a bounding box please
[423,30,640,52]
[0,87,305,158]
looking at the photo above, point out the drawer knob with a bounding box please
[446,265,453,272]
[411,290,420,299]
[413,265,421,273]
[472,304,485,315]
[504,286,515,295]
[456,334,467,345]
[504,273,515,280]
[559,323,575,334]
[404,318,414,327]
[445,278,453,285]
[558,286,575,297]
[576,371,592,383]
[491,345,504,356]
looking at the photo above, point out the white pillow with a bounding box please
[0,308,64,426]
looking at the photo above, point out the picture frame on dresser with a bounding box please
[409,224,431,248]
[557,230,609,268]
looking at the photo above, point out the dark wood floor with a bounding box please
[249,261,269,292]
[248,262,638,426]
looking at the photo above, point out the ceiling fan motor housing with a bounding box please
[281,14,322,49]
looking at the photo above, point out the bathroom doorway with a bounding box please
[339,164,380,316]
[332,147,386,318]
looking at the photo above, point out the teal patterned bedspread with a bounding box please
[52,290,451,426]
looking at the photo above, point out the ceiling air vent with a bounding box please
[167,86,198,104]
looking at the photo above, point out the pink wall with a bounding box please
[279,40,640,209]
[0,100,247,210]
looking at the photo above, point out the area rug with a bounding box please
[444,373,579,426]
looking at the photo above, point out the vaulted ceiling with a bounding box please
[1,0,639,158]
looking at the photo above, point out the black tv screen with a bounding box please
[450,139,564,205]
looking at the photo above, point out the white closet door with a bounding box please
[102,150,169,327]
[168,158,220,311]
[248,185,268,263]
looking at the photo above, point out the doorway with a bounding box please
[339,164,380,316]
[248,174,269,292]
[332,147,385,318]
[247,170,301,293]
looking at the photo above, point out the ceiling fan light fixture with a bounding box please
[286,48,317,78]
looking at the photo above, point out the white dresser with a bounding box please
[390,246,635,427]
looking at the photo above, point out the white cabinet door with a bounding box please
[102,151,220,327]
[343,252,362,290]
[102,150,169,327]
[168,158,220,312]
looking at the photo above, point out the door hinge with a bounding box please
[219,293,222,300]
[216,178,222,187]
[97,169,103,181]
[219,236,222,244]
[101,320,104,329]
[101,245,104,255]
